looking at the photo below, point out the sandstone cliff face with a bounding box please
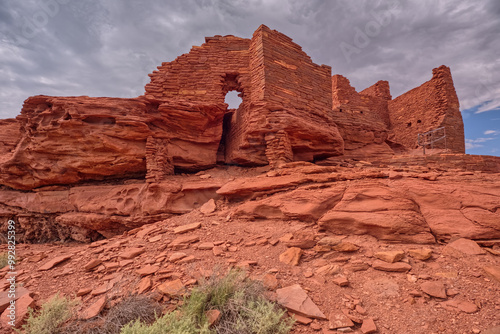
[0,119,21,162]
[0,95,226,190]
[1,160,499,243]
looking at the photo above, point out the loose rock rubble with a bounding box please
[1,203,499,333]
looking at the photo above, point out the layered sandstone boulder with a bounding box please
[0,95,226,190]
[0,118,21,162]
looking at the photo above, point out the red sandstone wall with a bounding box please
[145,35,259,165]
[223,27,269,165]
[360,80,392,100]
[331,76,393,156]
[332,75,362,109]
[145,35,251,105]
[388,66,465,153]
[359,81,391,126]
[259,25,344,161]
[332,76,391,126]
[225,25,344,164]
[259,26,332,111]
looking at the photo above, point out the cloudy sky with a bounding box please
[1,0,499,155]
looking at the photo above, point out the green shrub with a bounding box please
[121,270,294,334]
[21,293,77,334]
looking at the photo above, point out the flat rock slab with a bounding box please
[374,250,405,263]
[197,242,215,250]
[0,287,31,313]
[457,301,479,313]
[445,238,485,255]
[0,293,35,328]
[407,248,433,260]
[262,273,279,290]
[372,260,411,272]
[169,235,200,250]
[441,299,479,313]
[158,279,185,297]
[206,309,221,327]
[329,311,354,329]
[276,284,326,320]
[136,265,159,276]
[421,281,447,299]
[217,175,314,197]
[279,247,302,266]
[291,313,313,325]
[84,259,103,271]
[483,265,500,283]
[169,252,187,262]
[119,248,145,260]
[332,276,349,287]
[200,199,216,214]
[174,222,201,234]
[136,277,152,294]
[80,296,106,320]
[361,318,378,334]
[333,242,360,252]
[77,288,92,297]
[39,255,72,271]
[91,282,114,296]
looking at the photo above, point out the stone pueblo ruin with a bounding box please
[0,25,499,333]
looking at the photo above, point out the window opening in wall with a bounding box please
[224,90,242,109]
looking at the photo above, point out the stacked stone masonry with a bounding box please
[0,25,468,190]
[388,66,465,153]
[146,137,174,183]
[265,130,294,169]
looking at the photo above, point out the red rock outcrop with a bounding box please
[0,119,21,162]
[0,95,226,189]
[0,176,224,242]
[1,25,498,334]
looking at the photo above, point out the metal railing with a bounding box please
[417,127,447,155]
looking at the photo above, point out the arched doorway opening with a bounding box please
[217,73,244,163]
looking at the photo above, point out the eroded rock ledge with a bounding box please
[1,160,499,244]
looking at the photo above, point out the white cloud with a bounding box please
[484,130,500,135]
[465,142,483,150]
[475,96,500,114]
[465,137,496,150]
[471,137,495,143]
